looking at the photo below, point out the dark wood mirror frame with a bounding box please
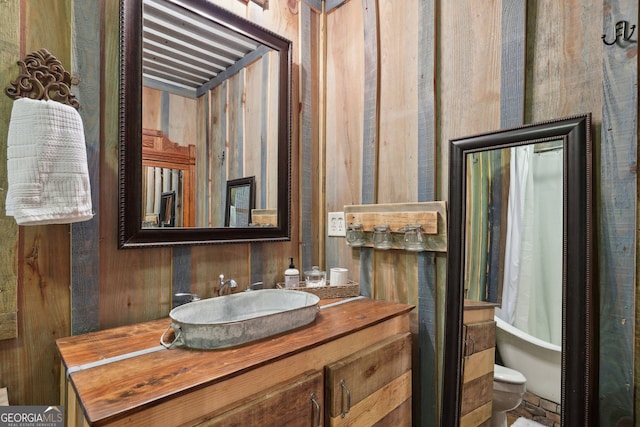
[224,176,256,227]
[118,0,292,248]
[442,114,597,426]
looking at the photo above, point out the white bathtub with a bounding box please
[494,315,562,404]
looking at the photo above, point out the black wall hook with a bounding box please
[602,20,636,46]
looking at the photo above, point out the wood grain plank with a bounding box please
[227,70,244,179]
[377,0,418,205]
[325,332,411,416]
[264,51,279,211]
[171,247,191,308]
[500,0,526,129]
[0,0,20,342]
[416,4,437,423]
[462,348,495,383]
[324,0,364,282]
[209,82,227,227]
[244,57,264,206]
[460,372,493,417]
[463,301,497,323]
[438,0,502,197]
[198,371,323,427]
[345,210,438,234]
[329,370,412,427]
[599,1,637,425]
[141,86,162,129]
[360,0,381,204]
[308,0,323,268]
[70,0,101,336]
[416,0,438,419]
[372,398,412,427]
[300,3,315,270]
[460,401,492,427]
[196,92,209,226]
[167,93,198,154]
[464,321,496,356]
[526,1,602,123]
[359,0,380,299]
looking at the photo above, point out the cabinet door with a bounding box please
[325,332,412,426]
[200,370,323,427]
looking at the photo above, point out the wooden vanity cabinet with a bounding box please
[324,333,412,426]
[57,299,413,427]
[200,370,324,427]
[203,332,412,427]
[460,301,497,427]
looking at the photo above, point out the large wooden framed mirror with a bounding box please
[118,0,291,248]
[442,114,597,425]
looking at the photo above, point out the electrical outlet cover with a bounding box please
[328,212,346,237]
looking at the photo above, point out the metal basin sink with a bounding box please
[161,289,320,349]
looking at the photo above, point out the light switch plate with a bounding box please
[327,212,346,237]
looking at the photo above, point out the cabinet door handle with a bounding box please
[340,379,351,418]
[310,392,321,427]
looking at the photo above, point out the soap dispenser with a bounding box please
[284,257,300,288]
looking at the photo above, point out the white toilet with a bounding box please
[491,364,527,427]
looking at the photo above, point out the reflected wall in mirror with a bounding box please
[442,115,597,426]
[119,0,292,248]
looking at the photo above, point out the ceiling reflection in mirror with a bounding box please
[141,0,279,229]
[119,0,292,247]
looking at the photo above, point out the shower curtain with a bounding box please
[499,145,563,346]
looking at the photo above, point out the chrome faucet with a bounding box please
[245,281,264,292]
[218,274,237,296]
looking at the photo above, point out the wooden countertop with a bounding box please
[56,297,413,425]
[463,299,498,309]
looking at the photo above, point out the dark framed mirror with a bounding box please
[224,176,255,227]
[119,0,291,248]
[159,191,176,227]
[442,114,597,425]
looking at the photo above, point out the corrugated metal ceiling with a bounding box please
[142,0,263,98]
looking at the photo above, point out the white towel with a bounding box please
[5,98,93,225]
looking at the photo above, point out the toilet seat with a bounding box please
[494,364,526,385]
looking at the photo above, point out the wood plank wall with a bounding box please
[601,2,637,425]
[0,1,637,426]
[323,0,634,425]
